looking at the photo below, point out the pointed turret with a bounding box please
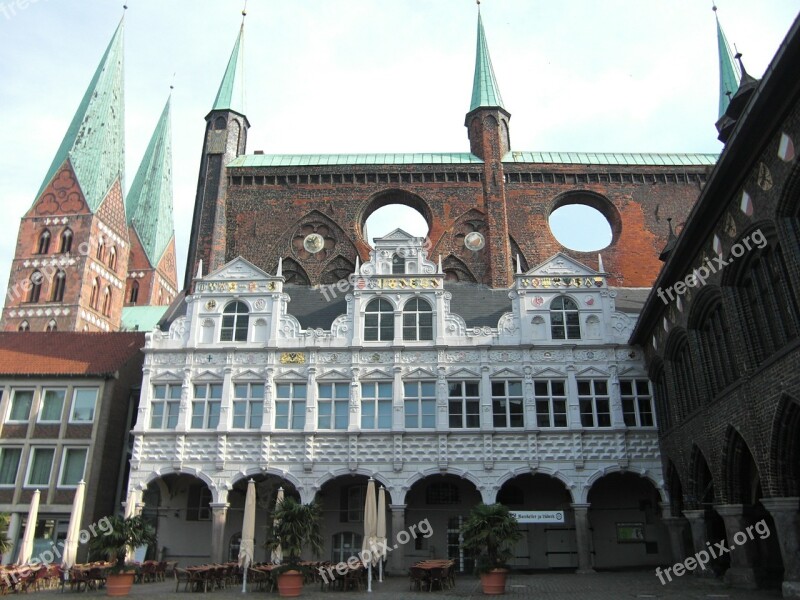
[184,22,250,289]
[470,13,505,112]
[36,18,125,212]
[715,7,741,118]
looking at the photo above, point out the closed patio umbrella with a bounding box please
[123,488,140,563]
[362,478,378,593]
[270,487,284,565]
[376,486,387,583]
[62,480,86,570]
[16,489,40,565]
[239,479,256,593]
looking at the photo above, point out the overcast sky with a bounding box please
[0,0,797,303]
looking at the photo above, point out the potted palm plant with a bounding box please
[264,497,324,597]
[0,513,10,559]
[89,515,156,597]
[460,503,522,595]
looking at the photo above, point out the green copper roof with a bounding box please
[504,151,718,166]
[228,153,484,167]
[121,306,169,331]
[716,14,741,117]
[36,19,125,212]
[470,13,505,112]
[212,25,246,114]
[126,97,174,266]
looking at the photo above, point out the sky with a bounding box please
[0,0,797,302]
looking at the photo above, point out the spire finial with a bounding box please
[712,2,717,12]
[241,0,247,23]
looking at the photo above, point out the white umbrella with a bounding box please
[123,488,140,564]
[362,478,378,593]
[62,481,86,570]
[239,479,256,593]
[16,489,40,565]
[270,487,284,565]
[376,486,387,583]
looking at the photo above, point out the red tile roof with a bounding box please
[0,332,145,376]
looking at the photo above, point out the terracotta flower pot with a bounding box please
[479,568,509,595]
[277,570,304,597]
[106,572,135,597]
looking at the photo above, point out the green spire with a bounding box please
[212,24,246,114]
[715,9,741,118]
[36,19,125,212]
[469,12,505,112]
[127,96,174,266]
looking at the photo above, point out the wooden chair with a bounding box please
[174,568,193,593]
[408,566,428,591]
[427,566,448,591]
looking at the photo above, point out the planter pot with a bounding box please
[277,570,304,597]
[480,568,509,595]
[106,572,136,597]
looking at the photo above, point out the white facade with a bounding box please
[128,231,672,570]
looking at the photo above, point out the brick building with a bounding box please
[631,12,800,599]
[1,20,178,334]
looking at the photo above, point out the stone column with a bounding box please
[388,504,406,574]
[571,503,595,573]
[2,513,21,565]
[682,509,715,578]
[715,504,759,588]
[662,516,690,565]
[209,502,229,564]
[760,497,800,599]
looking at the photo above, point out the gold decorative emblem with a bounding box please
[280,352,306,364]
[205,300,217,310]
[303,233,325,254]
[464,231,485,251]
[757,162,773,191]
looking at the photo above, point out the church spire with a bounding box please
[470,12,505,111]
[36,18,125,212]
[127,96,174,267]
[714,5,741,118]
[212,24,246,115]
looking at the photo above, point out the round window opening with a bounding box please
[548,204,613,252]
[364,204,429,247]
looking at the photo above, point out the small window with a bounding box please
[340,485,366,523]
[150,384,182,429]
[60,229,73,253]
[18,321,30,332]
[59,448,88,487]
[318,382,350,430]
[0,448,22,486]
[221,301,249,342]
[361,381,392,429]
[331,532,363,563]
[37,230,51,255]
[364,298,394,341]
[232,382,264,429]
[213,116,227,130]
[448,381,480,428]
[101,286,112,316]
[491,380,524,428]
[404,381,436,429]
[578,379,611,427]
[90,278,99,309]
[51,270,66,302]
[96,237,105,261]
[426,482,460,505]
[8,390,34,422]
[620,379,655,427]
[45,319,58,332]
[391,254,405,274]
[191,383,223,429]
[38,389,66,422]
[70,388,98,423]
[26,447,55,487]
[551,297,581,340]
[128,281,139,305]
[186,485,212,521]
[534,380,568,427]
[274,383,306,430]
[108,247,117,271]
[28,271,43,303]
[402,298,433,341]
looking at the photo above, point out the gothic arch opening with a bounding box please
[770,396,800,496]
[360,190,431,249]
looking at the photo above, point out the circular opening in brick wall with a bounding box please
[548,192,619,252]
[364,204,429,247]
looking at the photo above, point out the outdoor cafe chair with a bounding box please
[408,566,429,591]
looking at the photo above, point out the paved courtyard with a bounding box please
[25,570,782,599]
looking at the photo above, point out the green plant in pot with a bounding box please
[264,497,324,597]
[460,503,522,595]
[89,515,156,597]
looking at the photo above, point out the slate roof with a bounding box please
[0,332,145,376]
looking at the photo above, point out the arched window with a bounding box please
[666,332,699,417]
[37,230,51,254]
[213,116,227,130]
[364,298,394,341]
[391,254,405,274]
[128,281,139,304]
[28,271,43,303]
[96,237,105,261]
[45,319,57,332]
[60,228,73,253]
[108,246,117,271]
[550,297,580,339]
[18,320,29,332]
[102,286,112,316]
[402,298,433,341]
[90,278,99,309]
[689,293,737,398]
[221,301,249,342]
[51,270,66,302]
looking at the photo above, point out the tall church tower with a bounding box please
[184,23,249,289]
[2,20,129,332]
[125,96,179,308]
[465,11,513,287]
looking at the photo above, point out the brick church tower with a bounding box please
[1,18,177,332]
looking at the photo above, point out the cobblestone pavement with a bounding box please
[25,570,782,599]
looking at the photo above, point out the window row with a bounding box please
[35,228,73,255]
[0,446,88,488]
[148,378,654,431]
[18,319,58,332]
[24,269,67,304]
[5,387,98,424]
